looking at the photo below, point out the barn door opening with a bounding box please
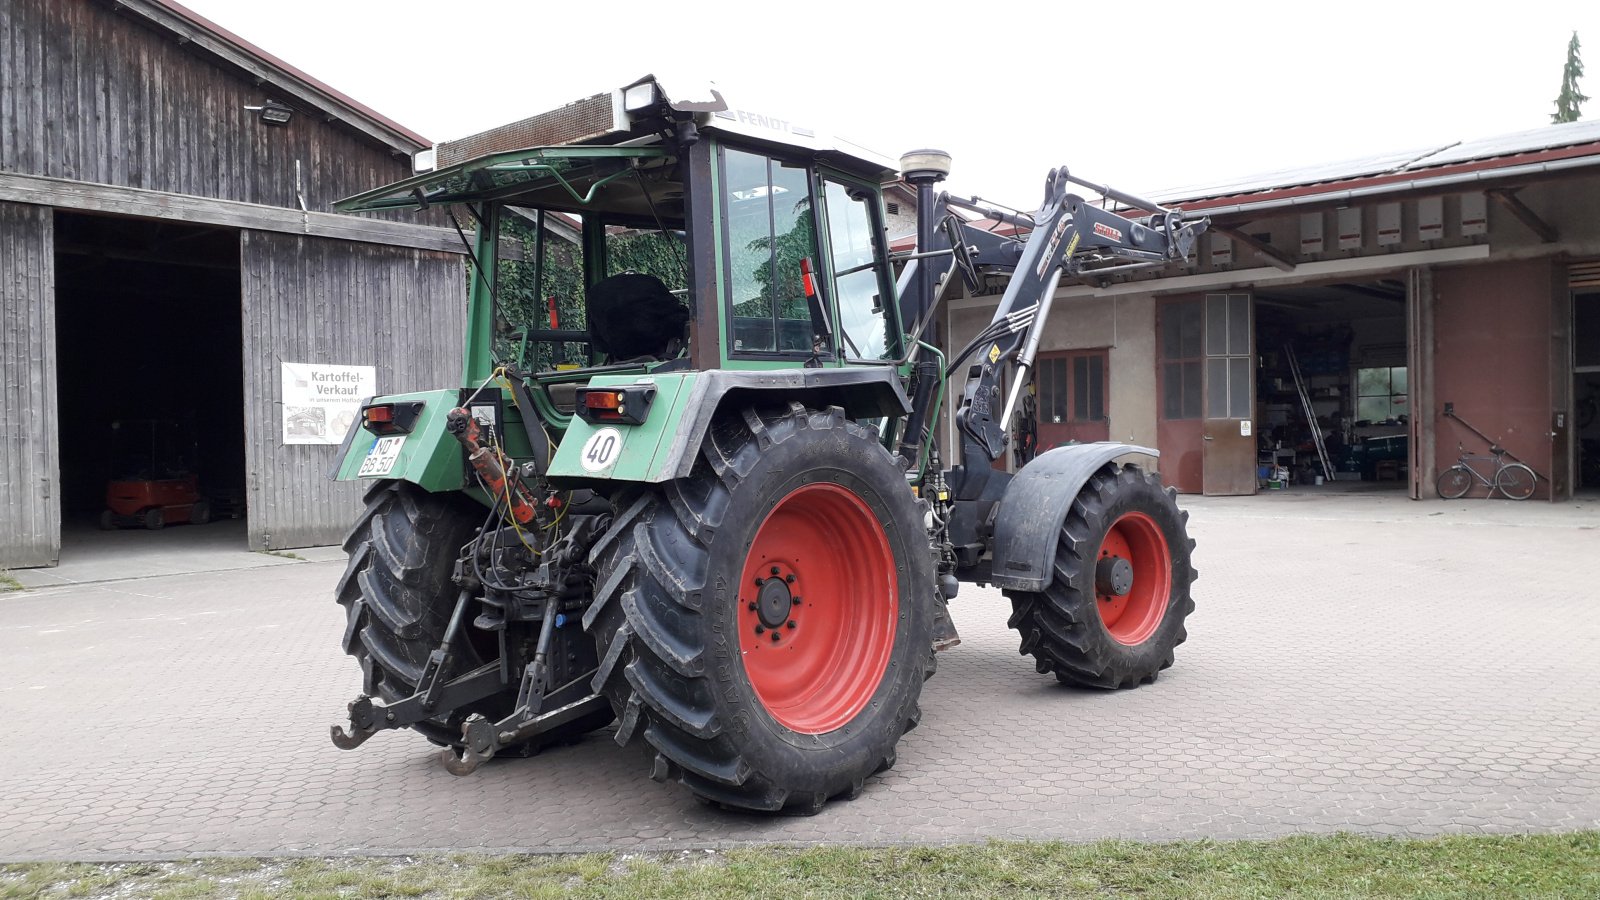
[1202,292,1256,496]
[53,212,247,562]
[1575,286,1600,496]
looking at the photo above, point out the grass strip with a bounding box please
[2,832,1596,899]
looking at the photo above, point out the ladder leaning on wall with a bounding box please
[1284,343,1336,483]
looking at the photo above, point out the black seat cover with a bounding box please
[585,272,689,361]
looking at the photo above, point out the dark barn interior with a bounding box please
[52,212,247,528]
[1254,279,1410,490]
[1578,290,1600,491]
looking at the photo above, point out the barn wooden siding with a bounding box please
[0,0,414,215]
[0,202,59,569]
[241,231,464,550]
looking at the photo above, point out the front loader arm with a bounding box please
[946,168,1207,491]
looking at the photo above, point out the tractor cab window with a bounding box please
[722,147,821,355]
[821,179,895,361]
[497,211,689,372]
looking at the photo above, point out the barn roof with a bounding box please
[116,0,431,155]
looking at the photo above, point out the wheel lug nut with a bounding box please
[754,624,765,635]
[770,566,780,575]
[771,632,781,642]
[791,596,802,605]
[787,620,796,629]
[785,574,795,583]
[747,602,758,611]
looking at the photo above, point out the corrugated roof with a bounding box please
[1145,119,1600,208]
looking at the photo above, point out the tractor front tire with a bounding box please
[1006,463,1196,689]
[586,404,935,813]
[337,480,612,751]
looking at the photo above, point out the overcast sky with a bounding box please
[183,0,1600,210]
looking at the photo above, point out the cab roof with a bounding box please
[336,76,898,214]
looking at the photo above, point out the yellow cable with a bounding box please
[542,491,571,531]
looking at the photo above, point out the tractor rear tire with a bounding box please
[337,480,613,751]
[586,404,935,813]
[1005,463,1195,689]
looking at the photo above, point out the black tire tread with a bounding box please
[1005,464,1196,690]
[585,404,932,813]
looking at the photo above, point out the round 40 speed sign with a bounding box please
[579,427,623,472]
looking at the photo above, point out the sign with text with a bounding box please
[281,362,375,445]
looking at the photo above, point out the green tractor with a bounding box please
[329,76,1205,813]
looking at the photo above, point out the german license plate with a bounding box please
[357,436,406,477]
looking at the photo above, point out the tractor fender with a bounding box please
[989,443,1159,592]
[547,367,912,484]
[654,368,911,480]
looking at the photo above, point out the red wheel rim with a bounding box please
[738,483,897,734]
[1094,511,1172,646]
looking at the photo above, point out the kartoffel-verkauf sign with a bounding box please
[281,363,376,445]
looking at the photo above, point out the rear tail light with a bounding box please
[573,385,655,426]
[585,391,624,411]
[362,401,425,435]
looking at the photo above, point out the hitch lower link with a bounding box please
[330,674,608,776]
[330,591,610,775]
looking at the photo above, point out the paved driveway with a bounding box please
[2,491,1597,860]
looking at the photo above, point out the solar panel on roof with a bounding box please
[1405,119,1600,169]
[1137,119,1600,207]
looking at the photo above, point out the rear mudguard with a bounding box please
[989,443,1160,592]
[546,368,910,484]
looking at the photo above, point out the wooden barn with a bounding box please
[0,0,467,568]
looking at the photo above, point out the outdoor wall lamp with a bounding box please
[244,101,294,126]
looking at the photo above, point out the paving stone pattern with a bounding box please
[1,492,1597,860]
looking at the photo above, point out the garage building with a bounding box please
[1,0,467,568]
[945,122,1600,501]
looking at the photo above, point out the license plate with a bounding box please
[357,436,406,477]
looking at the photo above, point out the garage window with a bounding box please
[1160,300,1203,420]
[1357,366,1407,422]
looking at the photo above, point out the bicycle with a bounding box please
[1436,444,1537,500]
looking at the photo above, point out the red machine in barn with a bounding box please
[99,419,211,530]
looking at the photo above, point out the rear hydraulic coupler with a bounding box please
[446,407,539,525]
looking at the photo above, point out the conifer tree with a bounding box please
[1553,31,1588,124]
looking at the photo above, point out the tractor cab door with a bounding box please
[719,147,826,360]
[815,174,899,363]
[713,142,900,371]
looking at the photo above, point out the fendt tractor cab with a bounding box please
[329,76,1206,813]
